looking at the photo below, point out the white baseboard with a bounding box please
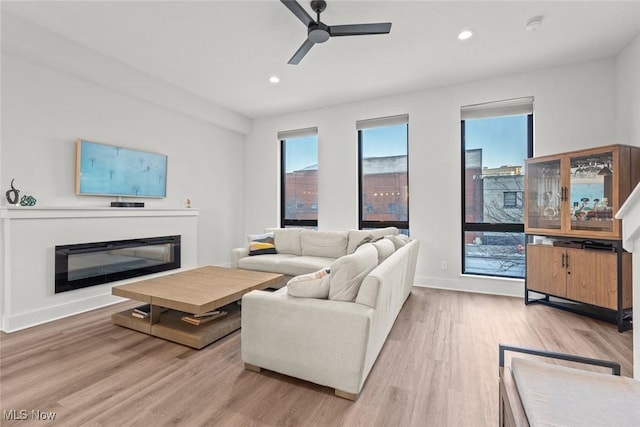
[414,274,525,298]
[1,293,123,333]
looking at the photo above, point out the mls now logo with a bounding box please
[31,410,57,420]
[3,409,57,421]
[3,410,28,420]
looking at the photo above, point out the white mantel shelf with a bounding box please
[0,206,199,219]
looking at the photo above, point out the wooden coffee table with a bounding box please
[111,266,284,349]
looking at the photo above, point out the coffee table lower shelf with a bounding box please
[112,304,241,349]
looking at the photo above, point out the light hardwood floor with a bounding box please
[0,288,633,426]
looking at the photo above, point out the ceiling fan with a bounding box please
[280,0,392,65]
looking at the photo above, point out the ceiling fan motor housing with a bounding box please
[308,22,330,43]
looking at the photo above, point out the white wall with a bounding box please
[1,53,245,267]
[244,58,619,296]
[616,34,640,146]
[1,20,247,330]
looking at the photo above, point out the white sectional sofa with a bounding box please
[237,228,419,400]
[231,227,401,281]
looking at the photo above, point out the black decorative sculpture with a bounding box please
[5,178,19,205]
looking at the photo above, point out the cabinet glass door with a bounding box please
[568,151,614,233]
[527,159,562,230]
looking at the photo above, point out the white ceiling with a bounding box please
[2,1,640,119]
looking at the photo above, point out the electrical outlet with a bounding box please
[441,261,448,270]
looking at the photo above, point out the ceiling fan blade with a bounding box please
[288,39,315,65]
[281,0,314,27]
[330,23,392,37]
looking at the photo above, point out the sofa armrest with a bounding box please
[241,289,374,395]
[231,247,250,269]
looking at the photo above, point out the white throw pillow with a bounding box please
[328,244,378,302]
[287,268,331,298]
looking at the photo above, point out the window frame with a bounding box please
[357,120,409,231]
[280,135,318,229]
[460,113,533,278]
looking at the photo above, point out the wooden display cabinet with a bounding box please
[524,144,639,331]
[525,144,640,239]
[526,243,632,325]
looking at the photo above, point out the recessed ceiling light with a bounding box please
[458,29,474,41]
[269,75,280,84]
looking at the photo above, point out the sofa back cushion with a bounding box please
[347,230,374,254]
[385,234,410,250]
[346,227,400,254]
[328,244,378,302]
[372,238,395,263]
[274,228,303,255]
[370,227,399,238]
[301,230,348,258]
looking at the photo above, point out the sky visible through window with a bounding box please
[361,124,408,158]
[284,124,407,172]
[284,136,317,173]
[465,115,528,169]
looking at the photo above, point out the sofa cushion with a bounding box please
[371,227,399,238]
[287,268,331,298]
[511,357,640,427]
[301,230,348,258]
[346,228,399,254]
[247,232,277,256]
[329,244,378,302]
[238,253,297,274]
[385,234,410,250]
[277,256,336,277]
[347,230,374,254]
[274,228,302,255]
[372,238,395,263]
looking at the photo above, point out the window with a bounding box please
[503,191,518,208]
[461,98,533,278]
[279,127,318,228]
[358,115,409,233]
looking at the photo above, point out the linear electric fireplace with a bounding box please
[55,235,181,293]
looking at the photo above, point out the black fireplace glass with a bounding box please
[55,235,181,293]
